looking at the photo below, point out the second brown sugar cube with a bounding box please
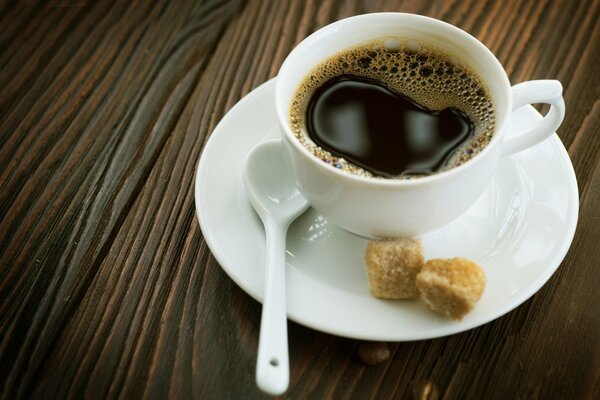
[416,257,486,320]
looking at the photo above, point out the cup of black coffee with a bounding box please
[275,13,565,238]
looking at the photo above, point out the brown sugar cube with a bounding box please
[364,237,424,299]
[416,257,486,320]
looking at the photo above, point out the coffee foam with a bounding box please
[289,37,496,178]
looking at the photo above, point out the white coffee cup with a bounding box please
[275,13,565,238]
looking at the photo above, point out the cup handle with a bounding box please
[501,80,565,156]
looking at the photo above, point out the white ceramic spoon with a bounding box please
[244,139,309,395]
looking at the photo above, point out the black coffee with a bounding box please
[306,75,474,177]
[290,38,495,178]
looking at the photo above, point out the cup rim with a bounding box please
[275,12,512,187]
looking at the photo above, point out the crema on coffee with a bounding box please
[289,37,496,178]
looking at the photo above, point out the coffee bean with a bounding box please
[412,379,440,400]
[357,341,391,365]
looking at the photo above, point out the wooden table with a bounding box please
[1,1,599,398]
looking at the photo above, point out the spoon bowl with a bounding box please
[245,141,308,221]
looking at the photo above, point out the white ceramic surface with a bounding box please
[195,79,578,341]
[275,13,565,238]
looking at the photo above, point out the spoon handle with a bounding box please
[256,221,290,395]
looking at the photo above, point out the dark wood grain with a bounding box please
[1,1,599,399]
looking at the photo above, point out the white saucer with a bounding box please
[195,79,578,341]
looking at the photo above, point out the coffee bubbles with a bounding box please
[289,37,496,179]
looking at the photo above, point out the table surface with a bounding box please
[1,1,599,398]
